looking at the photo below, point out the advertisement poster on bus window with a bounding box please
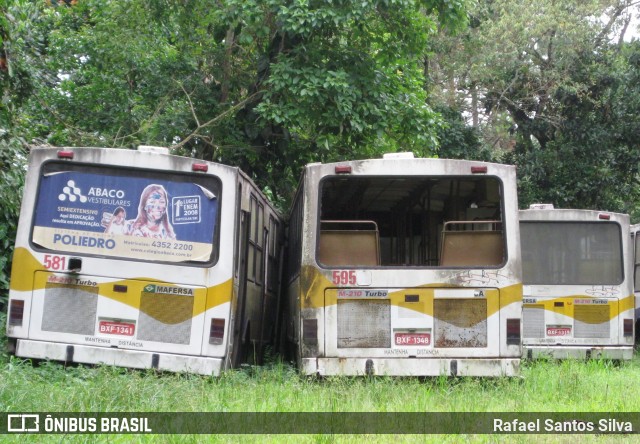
[32,171,218,263]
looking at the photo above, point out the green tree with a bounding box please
[0,1,46,306]
[0,138,26,306]
[12,0,468,204]
[432,105,494,161]
[507,41,640,216]
[427,0,640,216]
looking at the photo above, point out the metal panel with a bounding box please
[306,357,520,377]
[42,283,98,335]
[574,305,610,338]
[434,299,487,347]
[16,339,223,376]
[523,305,545,338]
[337,299,390,348]
[137,293,194,345]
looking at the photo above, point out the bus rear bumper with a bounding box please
[523,345,634,360]
[301,357,520,377]
[14,339,224,376]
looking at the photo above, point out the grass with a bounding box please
[3,356,639,413]
[0,308,639,443]
[1,352,640,443]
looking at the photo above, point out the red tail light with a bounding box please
[335,165,352,174]
[192,163,208,172]
[598,213,611,220]
[623,319,633,337]
[471,166,487,174]
[9,300,25,326]
[57,150,74,159]
[506,318,520,345]
[209,318,225,344]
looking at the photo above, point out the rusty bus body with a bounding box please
[520,206,634,359]
[7,146,284,374]
[282,153,523,376]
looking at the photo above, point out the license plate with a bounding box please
[547,326,571,337]
[99,321,135,336]
[395,332,430,346]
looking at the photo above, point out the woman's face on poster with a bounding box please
[145,191,167,222]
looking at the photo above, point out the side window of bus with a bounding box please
[256,202,265,285]
[286,192,303,281]
[267,216,279,292]
[635,233,640,292]
[247,194,265,285]
[235,184,242,278]
[248,195,257,282]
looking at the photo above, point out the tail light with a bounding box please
[209,318,225,345]
[57,150,74,159]
[9,300,25,326]
[506,318,520,345]
[471,166,487,174]
[303,319,318,346]
[623,319,633,338]
[192,163,209,172]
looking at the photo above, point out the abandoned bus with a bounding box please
[282,153,522,376]
[519,205,634,359]
[7,146,284,374]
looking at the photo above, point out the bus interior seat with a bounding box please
[318,220,380,266]
[440,221,504,267]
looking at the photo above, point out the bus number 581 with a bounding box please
[44,255,66,270]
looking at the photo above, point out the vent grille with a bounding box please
[137,292,194,345]
[574,305,610,338]
[523,305,545,338]
[42,283,98,335]
[337,299,390,348]
[434,299,487,347]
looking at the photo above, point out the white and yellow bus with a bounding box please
[6,146,284,374]
[519,205,634,359]
[282,153,523,376]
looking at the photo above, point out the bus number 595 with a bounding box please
[332,270,356,285]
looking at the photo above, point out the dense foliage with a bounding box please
[427,0,640,215]
[506,42,640,216]
[0,139,26,310]
[3,0,468,200]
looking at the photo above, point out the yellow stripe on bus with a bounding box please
[523,295,635,322]
[301,266,522,315]
[9,247,42,292]
[10,247,232,317]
